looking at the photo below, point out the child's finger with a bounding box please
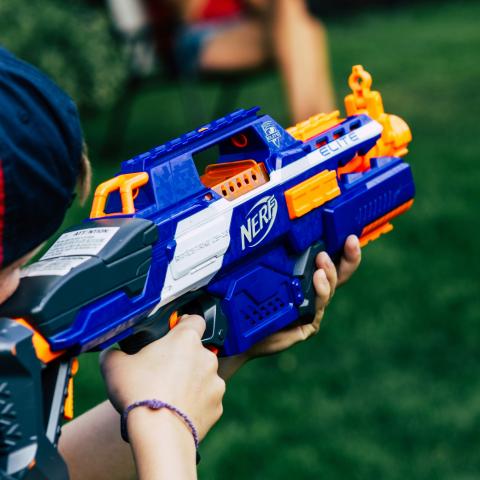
[175,314,207,339]
[313,269,331,308]
[316,251,338,300]
[337,235,361,287]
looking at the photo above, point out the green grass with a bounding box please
[65,2,480,478]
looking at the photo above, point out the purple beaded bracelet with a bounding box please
[121,399,199,451]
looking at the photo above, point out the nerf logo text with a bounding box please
[318,131,360,158]
[240,196,278,250]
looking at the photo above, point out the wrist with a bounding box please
[128,405,196,452]
[128,407,197,479]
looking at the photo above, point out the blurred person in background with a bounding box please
[109,0,335,123]
[172,0,335,121]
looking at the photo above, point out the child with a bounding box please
[0,44,226,479]
[109,0,335,122]
[0,47,361,479]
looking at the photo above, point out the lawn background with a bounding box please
[58,2,480,478]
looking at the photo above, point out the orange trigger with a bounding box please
[169,311,180,330]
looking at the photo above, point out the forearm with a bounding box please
[59,400,198,480]
[128,408,197,480]
[271,0,335,120]
[59,400,136,480]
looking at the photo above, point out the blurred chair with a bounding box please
[103,0,270,155]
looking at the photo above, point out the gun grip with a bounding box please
[293,241,327,323]
[119,293,228,355]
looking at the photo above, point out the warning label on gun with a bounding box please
[41,227,119,260]
[20,256,91,277]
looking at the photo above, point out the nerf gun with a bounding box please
[0,66,414,479]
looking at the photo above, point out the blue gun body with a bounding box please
[22,108,414,357]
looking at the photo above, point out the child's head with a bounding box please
[0,47,90,301]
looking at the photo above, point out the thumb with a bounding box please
[175,314,207,339]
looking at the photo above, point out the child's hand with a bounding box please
[250,235,361,355]
[218,235,361,378]
[100,314,225,441]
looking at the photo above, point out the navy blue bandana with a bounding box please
[0,47,83,267]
